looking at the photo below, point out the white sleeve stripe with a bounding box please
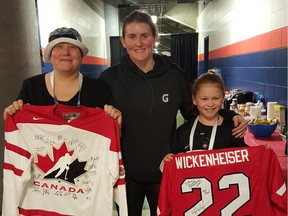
[276,183,287,196]
[157,207,161,216]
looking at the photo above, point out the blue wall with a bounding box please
[199,47,287,106]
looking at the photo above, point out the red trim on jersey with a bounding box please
[3,163,23,176]
[19,207,72,216]
[5,142,31,159]
[115,178,126,186]
[5,116,18,132]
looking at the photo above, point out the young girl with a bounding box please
[164,71,248,162]
[158,72,279,216]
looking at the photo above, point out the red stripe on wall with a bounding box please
[198,26,288,61]
[41,48,108,65]
[198,53,204,61]
[82,56,107,65]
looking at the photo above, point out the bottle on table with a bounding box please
[239,104,245,116]
[230,98,239,113]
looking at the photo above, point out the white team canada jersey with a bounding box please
[157,146,287,216]
[3,104,127,216]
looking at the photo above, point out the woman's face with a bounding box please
[121,22,157,66]
[50,42,82,73]
[193,83,224,120]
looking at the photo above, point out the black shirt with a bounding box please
[176,117,248,153]
[17,73,114,108]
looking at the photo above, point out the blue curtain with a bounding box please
[171,33,198,82]
[110,36,127,66]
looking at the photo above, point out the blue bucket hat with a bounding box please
[44,27,89,62]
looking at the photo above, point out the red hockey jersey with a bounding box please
[157,146,287,216]
[3,104,127,216]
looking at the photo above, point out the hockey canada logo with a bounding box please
[35,142,88,185]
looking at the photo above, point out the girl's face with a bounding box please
[193,83,224,121]
[50,42,82,73]
[121,22,157,66]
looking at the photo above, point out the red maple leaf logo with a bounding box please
[35,142,74,174]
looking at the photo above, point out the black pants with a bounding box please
[125,178,160,216]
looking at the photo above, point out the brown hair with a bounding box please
[122,10,158,38]
[191,71,225,97]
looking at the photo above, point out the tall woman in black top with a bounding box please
[99,10,247,216]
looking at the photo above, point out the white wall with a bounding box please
[37,0,107,60]
[165,3,198,29]
[104,3,120,65]
[197,0,288,54]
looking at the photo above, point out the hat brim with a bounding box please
[44,38,89,62]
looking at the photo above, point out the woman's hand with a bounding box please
[160,153,174,172]
[163,153,174,162]
[3,99,24,120]
[232,115,248,138]
[263,143,271,149]
[104,104,122,127]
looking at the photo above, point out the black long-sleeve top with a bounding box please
[99,54,237,183]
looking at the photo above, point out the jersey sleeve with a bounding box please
[261,148,287,215]
[109,120,128,216]
[2,114,32,215]
[157,160,173,216]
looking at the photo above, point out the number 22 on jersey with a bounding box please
[182,173,250,215]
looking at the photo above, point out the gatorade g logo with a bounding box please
[162,94,169,103]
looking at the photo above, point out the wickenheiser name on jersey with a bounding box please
[175,149,249,169]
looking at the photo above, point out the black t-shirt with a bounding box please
[17,73,114,108]
[175,117,247,153]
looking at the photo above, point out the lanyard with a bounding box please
[189,116,218,151]
[49,71,83,106]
